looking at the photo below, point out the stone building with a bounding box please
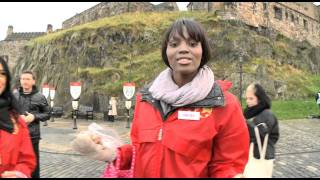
[0,25,52,71]
[188,2,320,46]
[62,2,179,29]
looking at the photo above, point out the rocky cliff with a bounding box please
[12,11,320,112]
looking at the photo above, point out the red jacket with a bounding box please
[118,80,249,178]
[0,116,36,178]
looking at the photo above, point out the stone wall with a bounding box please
[188,2,320,47]
[282,2,319,20]
[62,2,153,29]
[318,5,320,20]
[0,40,28,73]
[62,2,178,29]
[234,2,320,47]
[154,2,179,12]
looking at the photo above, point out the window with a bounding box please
[296,17,299,24]
[224,2,236,9]
[207,2,211,12]
[274,6,282,20]
[263,2,267,11]
[291,14,294,22]
[303,19,308,31]
[252,2,257,13]
[285,11,288,20]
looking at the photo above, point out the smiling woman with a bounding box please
[76,18,250,178]
[161,19,211,87]
[69,18,250,178]
[115,18,250,178]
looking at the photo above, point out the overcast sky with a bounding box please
[0,2,318,41]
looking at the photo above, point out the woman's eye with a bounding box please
[190,41,199,47]
[169,42,178,47]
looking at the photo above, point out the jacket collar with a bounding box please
[186,81,225,108]
[140,82,225,120]
[140,81,225,109]
[18,85,39,96]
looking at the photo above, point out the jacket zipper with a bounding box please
[158,127,163,141]
[157,123,165,177]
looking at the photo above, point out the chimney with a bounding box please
[46,24,53,34]
[7,25,13,37]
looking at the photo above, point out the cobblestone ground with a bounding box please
[272,118,320,178]
[39,117,320,178]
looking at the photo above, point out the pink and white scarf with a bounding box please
[149,65,215,107]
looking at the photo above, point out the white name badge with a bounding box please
[178,111,200,121]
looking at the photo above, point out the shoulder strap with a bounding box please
[254,125,269,159]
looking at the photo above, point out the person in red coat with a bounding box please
[120,18,249,178]
[74,19,249,178]
[0,57,36,178]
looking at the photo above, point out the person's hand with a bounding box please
[21,112,35,124]
[25,112,35,122]
[71,132,116,162]
[1,171,18,178]
[1,171,28,178]
[90,134,102,145]
[20,115,28,124]
[233,173,245,178]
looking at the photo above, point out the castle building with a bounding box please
[0,25,52,71]
[62,2,179,29]
[187,2,320,46]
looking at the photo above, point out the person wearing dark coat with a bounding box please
[244,83,279,160]
[316,91,320,108]
[14,71,50,178]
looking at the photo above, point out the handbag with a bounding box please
[243,125,274,178]
[101,145,135,178]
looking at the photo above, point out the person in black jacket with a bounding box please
[316,91,320,108]
[243,83,279,161]
[14,71,50,178]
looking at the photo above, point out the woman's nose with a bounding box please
[178,42,189,54]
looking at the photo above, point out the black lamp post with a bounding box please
[70,82,81,130]
[49,86,56,122]
[99,46,104,66]
[42,84,50,126]
[123,82,135,128]
[123,49,135,128]
[239,53,243,107]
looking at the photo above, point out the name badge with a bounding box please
[178,111,200,121]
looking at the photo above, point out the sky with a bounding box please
[0,2,189,40]
[0,2,318,41]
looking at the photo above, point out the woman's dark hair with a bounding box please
[0,57,22,117]
[252,83,271,109]
[161,18,211,68]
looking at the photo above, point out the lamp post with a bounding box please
[123,82,135,128]
[239,53,243,107]
[99,46,104,66]
[49,86,56,122]
[70,82,81,130]
[42,84,50,126]
[128,53,132,82]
